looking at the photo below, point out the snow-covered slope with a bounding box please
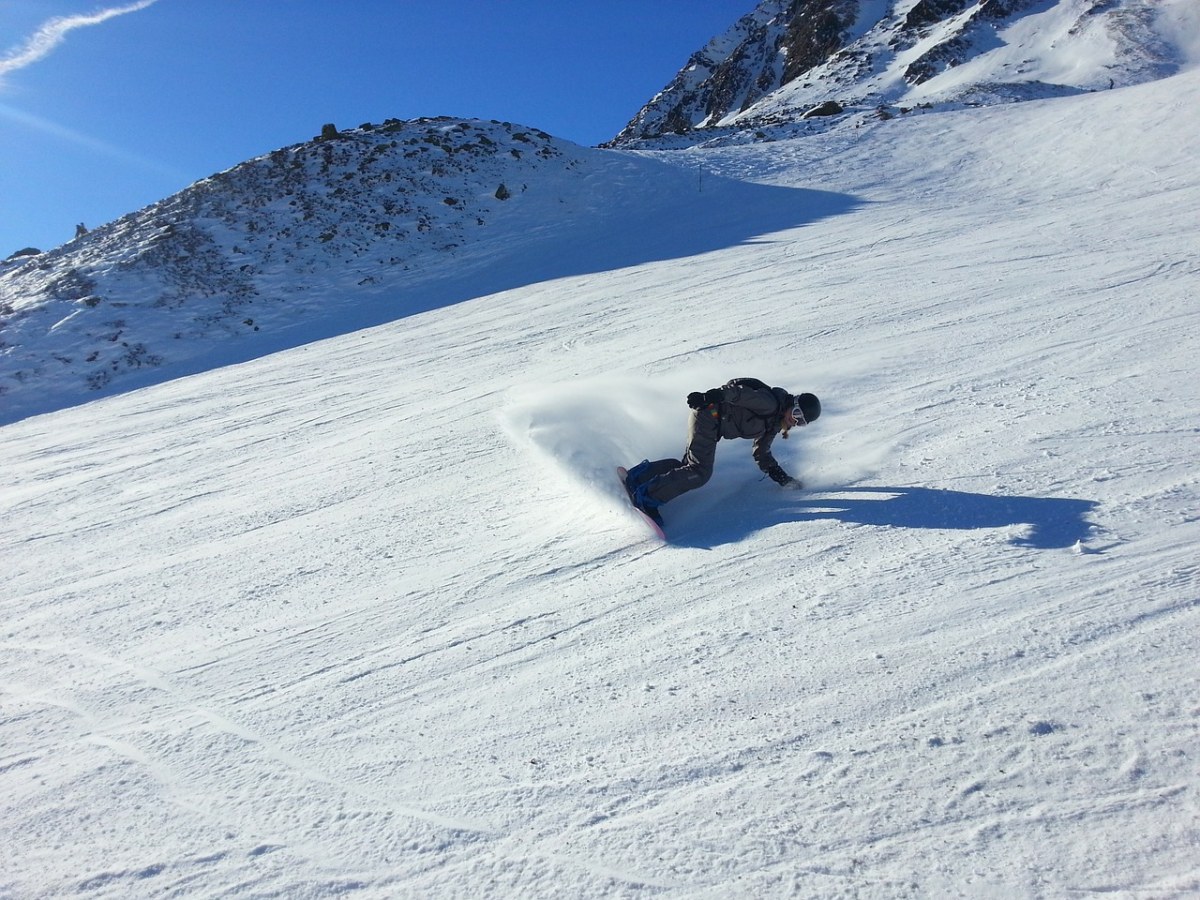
[0,119,664,423]
[2,65,1197,897]
[0,116,856,426]
[612,0,1199,145]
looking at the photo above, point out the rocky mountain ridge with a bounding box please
[0,118,597,415]
[2,111,788,423]
[610,0,1189,146]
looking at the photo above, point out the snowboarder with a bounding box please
[622,378,821,526]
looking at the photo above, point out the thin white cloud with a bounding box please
[0,100,188,181]
[0,0,159,79]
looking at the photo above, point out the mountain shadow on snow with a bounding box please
[0,117,859,425]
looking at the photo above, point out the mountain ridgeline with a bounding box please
[609,0,1181,145]
[0,119,590,417]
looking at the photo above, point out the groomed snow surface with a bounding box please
[3,71,1198,897]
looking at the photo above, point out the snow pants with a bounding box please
[629,406,720,506]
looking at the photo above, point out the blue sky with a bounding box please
[1,1,753,256]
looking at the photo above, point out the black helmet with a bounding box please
[791,392,821,424]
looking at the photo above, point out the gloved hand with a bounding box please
[687,388,725,409]
[766,465,803,489]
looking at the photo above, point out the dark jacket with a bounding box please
[715,379,792,474]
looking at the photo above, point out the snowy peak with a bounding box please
[610,0,1193,144]
[0,110,813,424]
[608,0,804,140]
[0,118,596,421]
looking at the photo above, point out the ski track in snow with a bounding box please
[2,72,1200,897]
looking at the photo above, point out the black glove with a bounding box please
[766,464,802,489]
[688,388,725,409]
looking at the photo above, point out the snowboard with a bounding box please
[617,466,666,539]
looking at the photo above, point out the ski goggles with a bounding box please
[791,401,808,426]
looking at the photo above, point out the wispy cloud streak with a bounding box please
[0,100,187,180]
[0,1,159,79]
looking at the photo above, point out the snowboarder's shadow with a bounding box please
[670,485,1099,550]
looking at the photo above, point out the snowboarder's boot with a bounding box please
[629,482,665,529]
